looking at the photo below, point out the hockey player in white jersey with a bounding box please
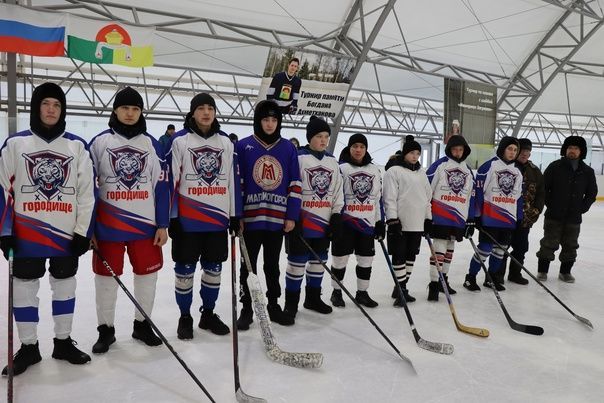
[0,83,96,375]
[88,87,170,353]
[330,133,384,308]
[425,135,475,301]
[168,93,242,339]
[284,116,344,321]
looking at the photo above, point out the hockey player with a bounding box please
[425,135,475,301]
[168,93,242,339]
[88,87,170,353]
[463,136,523,292]
[235,100,301,330]
[266,57,302,115]
[330,133,384,308]
[284,116,344,322]
[383,135,432,305]
[0,83,95,375]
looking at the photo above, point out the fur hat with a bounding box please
[561,136,587,159]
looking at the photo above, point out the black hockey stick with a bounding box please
[378,240,454,355]
[94,248,216,402]
[7,249,14,403]
[229,236,266,403]
[239,234,323,369]
[424,236,489,337]
[298,235,416,368]
[480,229,593,329]
[467,238,544,336]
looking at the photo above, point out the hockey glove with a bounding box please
[374,220,386,241]
[71,233,91,257]
[0,235,16,260]
[168,218,183,240]
[423,219,432,235]
[386,218,402,235]
[464,220,475,239]
[229,217,241,236]
[328,213,343,242]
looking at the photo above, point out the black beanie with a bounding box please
[113,86,144,110]
[30,82,66,140]
[518,138,532,152]
[348,133,368,148]
[254,100,282,141]
[561,135,587,159]
[306,115,331,143]
[496,136,520,161]
[402,135,421,156]
[190,93,216,113]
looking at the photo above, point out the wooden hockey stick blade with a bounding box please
[450,308,490,337]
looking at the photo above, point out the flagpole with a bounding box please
[7,0,18,135]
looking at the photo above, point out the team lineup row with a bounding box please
[0,83,598,380]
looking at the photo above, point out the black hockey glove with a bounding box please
[386,218,402,235]
[464,220,476,239]
[168,218,183,240]
[328,213,343,242]
[0,235,16,260]
[229,217,241,236]
[374,220,386,241]
[423,219,432,235]
[71,233,91,257]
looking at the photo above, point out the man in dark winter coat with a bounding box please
[495,138,544,285]
[536,136,598,283]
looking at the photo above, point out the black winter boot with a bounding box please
[303,286,333,314]
[427,281,439,302]
[177,314,194,340]
[463,274,481,292]
[267,300,294,326]
[355,290,378,308]
[330,289,345,307]
[393,282,415,306]
[508,261,529,285]
[92,325,116,354]
[236,306,254,331]
[283,290,300,324]
[52,337,91,365]
[438,274,457,294]
[132,320,162,346]
[2,342,42,376]
[199,310,230,335]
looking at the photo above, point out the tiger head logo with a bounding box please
[349,172,374,203]
[445,168,468,195]
[496,169,517,196]
[21,150,75,200]
[106,146,149,189]
[306,166,333,199]
[187,146,223,185]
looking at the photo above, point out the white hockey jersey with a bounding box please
[298,147,344,238]
[340,162,383,236]
[0,130,96,258]
[89,129,170,241]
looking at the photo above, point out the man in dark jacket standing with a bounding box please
[536,136,598,283]
[495,139,545,285]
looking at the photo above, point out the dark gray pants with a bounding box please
[536,218,581,264]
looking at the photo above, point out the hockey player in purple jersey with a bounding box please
[425,135,475,301]
[383,135,432,305]
[88,87,170,353]
[464,136,523,292]
[330,133,384,308]
[0,83,95,375]
[235,100,302,330]
[284,116,344,321]
[168,93,242,339]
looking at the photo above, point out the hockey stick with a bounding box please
[480,229,593,330]
[7,249,14,403]
[94,249,216,402]
[229,236,266,403]
[424,236,489,337]
[467,238,544,336]
[239,234,323,369]
[298,235,415,369]
[378,240,454,355]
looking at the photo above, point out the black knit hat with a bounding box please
[254,100,282,137]
[113,86,144,110]
[518,138,532,152]
[30,82,66,138]
[348,133,368,148]
[496,136,520,161]
[402,135,421,156]
[561,135,587,159]
[445,134,471,162]
[306,115,331,143]
[190,93,216,113]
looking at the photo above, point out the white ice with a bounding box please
[1,204,604,403]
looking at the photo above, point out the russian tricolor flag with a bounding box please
[0,4,66,57]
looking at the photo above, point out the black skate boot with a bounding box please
[303,286,333,314]
[2,342,42,376]
[393,282,415,306]
[199,309,230,335]
[236,305,254,331]
[507,261,529,285]
[52,337,91,365]
[132,320,162,347]
[92,324,116,354]
[177,314,194,340]
[355,290,378,308]
[283,290,300,325]
[427,281,439,302]
[267,300,294,326]
[438,273,457,294]
[330,289,345,307]
[483,274,506,291]
[463,274,481,292]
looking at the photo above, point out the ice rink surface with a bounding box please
[1,204,603,403]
